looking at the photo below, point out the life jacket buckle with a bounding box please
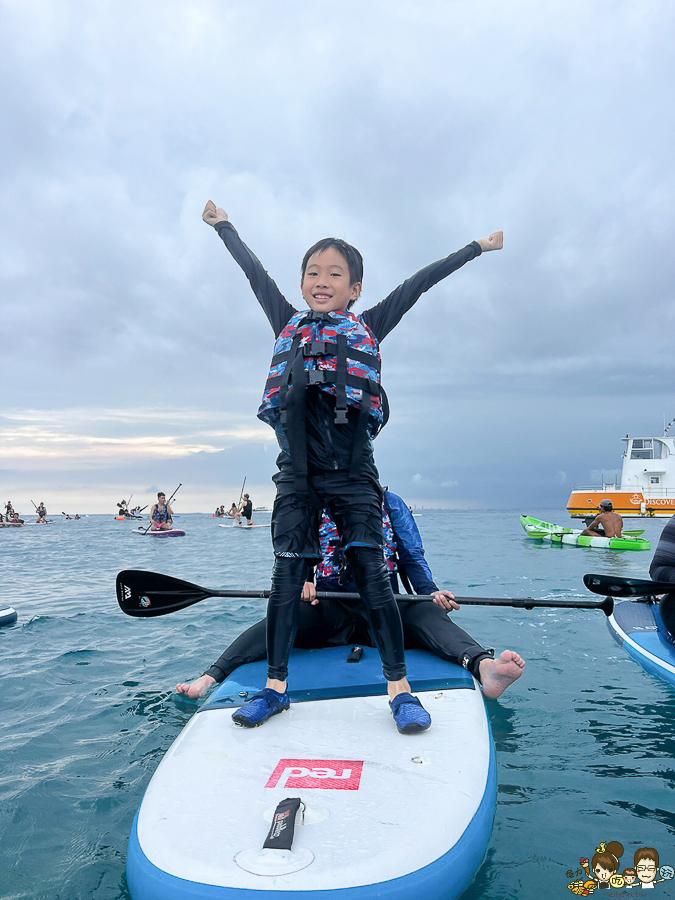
[334,408,349,424]
[303,340,327,357]
[308,369,326,385]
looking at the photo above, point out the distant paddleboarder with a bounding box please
[238,493,255,526]
[36,502,47,524]
[150,492,174,532]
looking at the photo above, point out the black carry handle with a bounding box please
[116,569,615,618]
[263,798,303,851]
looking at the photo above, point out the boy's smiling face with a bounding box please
[301,247,362,313]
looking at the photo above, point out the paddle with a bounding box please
[116,569,615,618]
[528,528,645,541]
[141,483,182,534]
[584,573,675,598]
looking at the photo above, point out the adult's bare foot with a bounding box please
[176,674,216,699]
[479,650,525,699]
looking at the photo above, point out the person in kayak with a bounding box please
[649,513,675,637]
[150,492,174,532]
[239,493,256,526]
[177,489,524,704]
[580,499,623,538]
[203,199,503,733]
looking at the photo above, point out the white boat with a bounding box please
[568,430,675,518]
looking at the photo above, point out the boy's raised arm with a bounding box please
[202,201,296,337]
[363,231,503,341]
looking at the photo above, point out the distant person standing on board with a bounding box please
[580,499,623,538]
[6,501,15,519]
[36,502,47,523]
[150,492,174,532]
[649,513,675,637]
[239,493,256,526]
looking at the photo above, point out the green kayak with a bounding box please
[520,515,651,551]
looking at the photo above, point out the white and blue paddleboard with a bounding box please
[0,606,18,627]
[127,647,496,900]
[219,523,271,529]
[608,599,675,687]
[134,528,186,537]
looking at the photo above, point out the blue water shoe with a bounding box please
[389,692,431,734]
[232,688,290,728]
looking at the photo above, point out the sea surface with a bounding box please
[1,510,674,899]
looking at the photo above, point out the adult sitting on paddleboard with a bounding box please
[238,493,256,526]
[177,490,525,706]
[150,492,174,532]
[203,199,503,734]
[580,499,623,538]
[649,514,675,636]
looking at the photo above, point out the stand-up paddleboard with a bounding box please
[0,606,18,627]
[219,523,271,529]
[134,528,186,538]
[607,599,675,687]
[0,522,24,528]
[127,647,496,900]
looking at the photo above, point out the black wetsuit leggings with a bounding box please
[266,549,406,681]
[204,597,492,685]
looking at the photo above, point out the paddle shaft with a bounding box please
[238,476,246,507]
[147,586,614,613]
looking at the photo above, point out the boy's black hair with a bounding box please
[301,238,364,308]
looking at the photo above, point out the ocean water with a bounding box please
[1,510,673,899]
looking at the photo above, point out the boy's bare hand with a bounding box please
[202,200,229,227]
[477,231,503,252]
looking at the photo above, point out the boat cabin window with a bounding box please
[631,439,669,460]
[631,439,654,459]
[650,475,661,485]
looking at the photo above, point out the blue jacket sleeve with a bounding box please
[385,492,438,594]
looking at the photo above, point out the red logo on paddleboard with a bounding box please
[266,759,364,790]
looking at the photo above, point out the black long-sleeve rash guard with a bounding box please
[214,221,481,471]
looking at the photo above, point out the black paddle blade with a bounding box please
[584,573,675,598]
[116,569,211,617]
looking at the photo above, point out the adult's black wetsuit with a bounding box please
[214,220,482,682]
[241,498,253,522]
[649,515,675,636]
[204,504,493,685]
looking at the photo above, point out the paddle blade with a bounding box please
[116,569,211,617]
[584,573,675,598]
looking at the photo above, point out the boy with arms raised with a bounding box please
[203,199,502,733]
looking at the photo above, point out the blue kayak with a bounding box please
[127,646,496,900]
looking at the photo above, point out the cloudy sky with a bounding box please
[2,0,674,514]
